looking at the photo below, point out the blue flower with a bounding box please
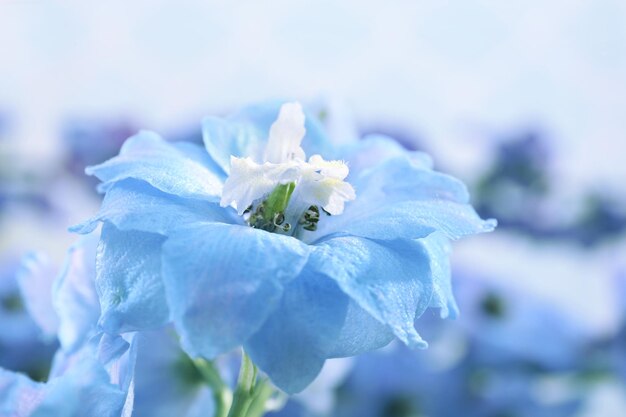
[0,255,57,379]
[17,235,102,354]
[2,237,135,417]
[0,333,136,417]
[11,235,220,417]
[72,101,495,393]
[131,327,216,417]
[452,270,586,370]
[336,342,581,417]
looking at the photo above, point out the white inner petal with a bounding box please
[220,157,300,214]
[263,102,306,164]
[220,102,356,225]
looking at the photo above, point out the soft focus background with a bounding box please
[1,1,625,416]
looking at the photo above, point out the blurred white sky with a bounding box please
[0,0,625,193]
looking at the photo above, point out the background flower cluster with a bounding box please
[1,1,626,416]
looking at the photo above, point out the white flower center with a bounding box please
[220,102,355,234]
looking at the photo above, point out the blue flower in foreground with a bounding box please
[72,101,495,393]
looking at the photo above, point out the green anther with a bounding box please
[299,205,320,232]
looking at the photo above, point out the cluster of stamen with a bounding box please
[245,203,292,233]
[298,205,331,231]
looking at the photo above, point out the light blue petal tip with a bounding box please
[408,334,429,350]
[483,218,498,231]
[68,220,98,235]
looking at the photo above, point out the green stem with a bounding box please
[194,351,275,417]
[227,352,256,417]
[227,351,277,417]
[244,379,274,417]
[194,358,232,417]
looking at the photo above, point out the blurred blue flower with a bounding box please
[131,328,216,417]
[0,255,57,380]
[452,270,587,371]
[0,333,136,417]
[17,236,101,354]
[62,118,138,181]
[474,130,626,246]
[335,340,581,417]
[1,237,135,417]
[73,101,495,393]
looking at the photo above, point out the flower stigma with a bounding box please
[220,102,356,236]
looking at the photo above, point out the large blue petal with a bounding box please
[312,200,494,242]
[161,222,310,359]
[352,156,470,204]
[311,156,496,242]
[202,101,334,173]
[53,235,101,352]
[310,236,435,349]
[96,222,168,333]
[70,179,236,235]
[172,141,226,181]
[86,131,223,201]
[246,267,393,394]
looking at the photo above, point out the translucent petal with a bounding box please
[161,222,310,359]
[202,116,265,174]
[339,134,433,179]
[420,232,458,319]
[264,102,306,164]
[86,131,223,201]
[351,156,470,205]
[246,268,393,393]
[70,179,235,235]
[16,252,59,338]
[310,236,435,349]
[311,156,496,242]
[313,200,496,242]
[53,235,101,352]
